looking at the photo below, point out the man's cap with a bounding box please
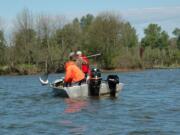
[76,51,82,55]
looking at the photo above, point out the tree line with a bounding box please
[0,9,180,74]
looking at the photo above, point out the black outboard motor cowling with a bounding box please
[89,68,101,96]
[107,75,119,97]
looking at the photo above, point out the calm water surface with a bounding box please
[0,69,180,135]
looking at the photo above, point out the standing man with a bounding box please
[76,51,90,78]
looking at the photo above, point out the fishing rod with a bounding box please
[86,53,101,58]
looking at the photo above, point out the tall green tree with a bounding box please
[0,30,6,65]
[78,14,94,51]
[141,24,169,49]
[121,22,138,48]
[80,14,94,30]
[158,31,169,49]
[85,12,124,68]
[173,28,180,50]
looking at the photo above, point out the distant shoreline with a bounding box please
[1,65,180,76]
[102,66,180,73]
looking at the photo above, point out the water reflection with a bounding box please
[61,99,88,134]
[64,98,88,113]
[59,120,87,135]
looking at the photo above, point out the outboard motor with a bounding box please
[89,68,101,96]
[107,75,119,97]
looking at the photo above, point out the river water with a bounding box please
[0,69,180,135]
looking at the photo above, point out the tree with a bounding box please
[121,22,138,48]
[159,31,169,49]
[141,24,169,49]
[80,14,94,30]
[13,28,36,64]
[173,28,180,49]
[54,20,82,61]
[0,30,6,65]
[85,12,124,68]
[12,8,36,64]
[35,14,60,65]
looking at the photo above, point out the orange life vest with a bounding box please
[64,61,85,83]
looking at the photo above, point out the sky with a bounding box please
[0,0,180,39]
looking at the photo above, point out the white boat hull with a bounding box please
[50,81,123,98]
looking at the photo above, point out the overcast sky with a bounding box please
[0,0,180,39]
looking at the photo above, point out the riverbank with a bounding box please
[1,64,180,75]
[101,68,143,73]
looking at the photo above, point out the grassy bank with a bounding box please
[0,64,40,75]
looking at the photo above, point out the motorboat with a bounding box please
[40,68,123,98]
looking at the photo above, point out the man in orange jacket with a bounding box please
[64,53,85,86]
